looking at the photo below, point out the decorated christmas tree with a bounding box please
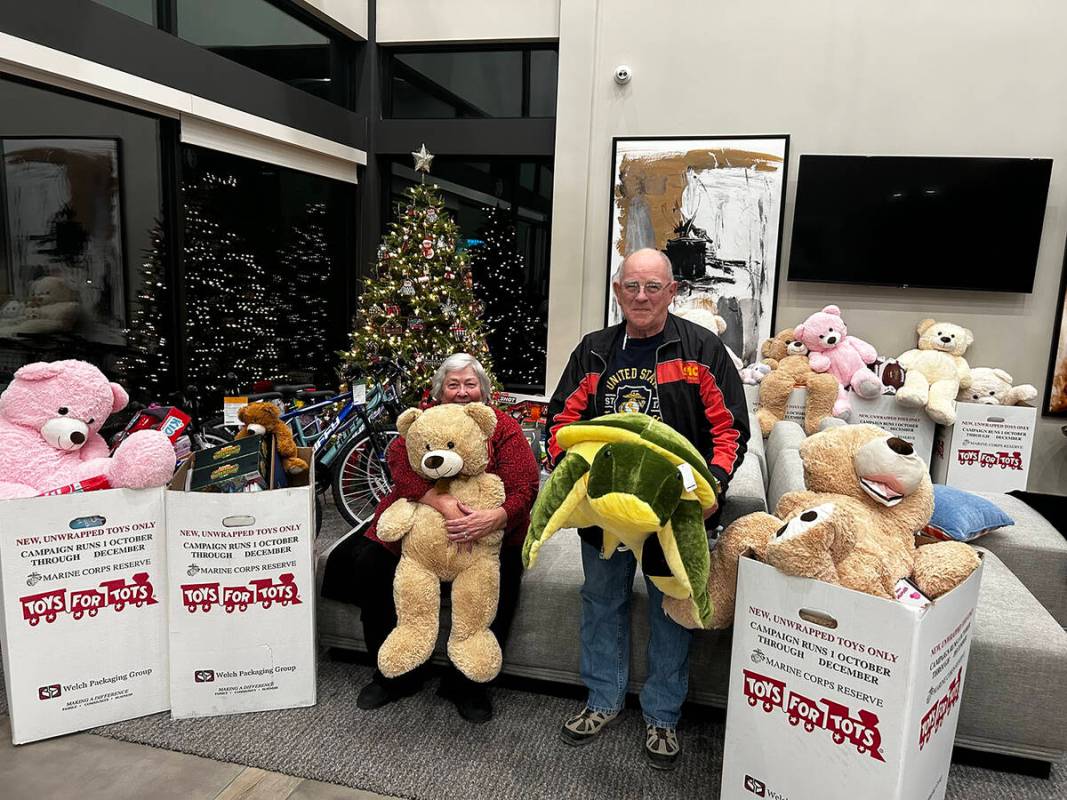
[116,221,171,402]
[276,201,332,381]
[468,205,546,388]
[343,145,493,405]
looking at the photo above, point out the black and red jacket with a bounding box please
[546,313,749,492]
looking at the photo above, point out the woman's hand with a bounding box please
[445,504,508,552]
[418,486,466,521]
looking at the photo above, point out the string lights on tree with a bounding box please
[116,221,171,401]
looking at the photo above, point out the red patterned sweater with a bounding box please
[364,407,541,554]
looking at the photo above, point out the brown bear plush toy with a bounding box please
[236,401,308,475]
[664,424,979,629]
[755,328,840,436]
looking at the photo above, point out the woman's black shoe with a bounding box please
[453,684,493,723]
[356,680,394,710]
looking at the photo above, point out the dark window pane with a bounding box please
[385,158,551,393]
[181,145,354,401]
[92,0,156,26]
[529,50,558,117]
[177,0,338,103]
[391,51,523,118]
[0,77,171,404]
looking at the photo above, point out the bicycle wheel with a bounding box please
[331,428,398,528]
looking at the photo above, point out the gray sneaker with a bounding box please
[645,723,680,770]
[559,707,619,746]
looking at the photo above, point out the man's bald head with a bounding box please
[614,248,674,284]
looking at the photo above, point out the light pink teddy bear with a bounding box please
[794,305,883,418]
[0,360,176,499]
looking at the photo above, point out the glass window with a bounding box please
[386,158,552,393]
[181,145,355,401]
[387,48,558,119]
[176,0,343,104]
[92,0,156,26]
[0,77,171,404]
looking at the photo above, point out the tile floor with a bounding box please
[0,716,398,800]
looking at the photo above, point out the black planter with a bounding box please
[665,237,706,280]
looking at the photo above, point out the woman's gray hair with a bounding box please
[431,353,493,401]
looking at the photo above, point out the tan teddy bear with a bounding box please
[896,319,974,425]
[755,328,840,436]
[957,367,1037,406]
[235,401,308,474]
[375,402,506,683]
[664,424,979,629]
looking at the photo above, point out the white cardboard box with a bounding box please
[0,488,169,744]
[744,385,935,460]
[721,555,983,800]
[165,448,316,718]
[931,403,1036,492]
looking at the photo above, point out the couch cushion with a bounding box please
[719,455,767,528]
[767,448,805,515]
[766,420,805,477]
[973,493,1067,627]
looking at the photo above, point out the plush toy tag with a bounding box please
[223,396,248,426]
[351,381,367,406]
[677,462,698,492]
[894,578,932,610]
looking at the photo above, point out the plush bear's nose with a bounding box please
[886,437,913,456]
[940,336,952,344]
[70,431,85,445]
[826,335,838,344]
[424,454,444,470]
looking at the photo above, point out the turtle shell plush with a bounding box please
[523,413,718,628]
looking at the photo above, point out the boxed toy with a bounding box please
[186,435,282,493]
[0,488,169,744]
[931,403,1036,492]
[721,555,983,800]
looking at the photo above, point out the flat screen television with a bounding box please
[788,155,1052,292]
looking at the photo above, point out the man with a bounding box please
[545,247,749,770]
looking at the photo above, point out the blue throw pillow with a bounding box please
[924,484,1014,542]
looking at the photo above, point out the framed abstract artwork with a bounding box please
[605,134,789,365]
[1042,239,1067,416]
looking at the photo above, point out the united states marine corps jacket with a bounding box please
[545,313,750,493]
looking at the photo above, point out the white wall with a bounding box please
[549,0,1067,493]
[376,0,559,44]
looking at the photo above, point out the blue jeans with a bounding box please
[579,538,692,728]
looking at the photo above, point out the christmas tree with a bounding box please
[276,201,332,382]
[116,221,171,402]
[468,205,547,388]
[183,171,281,398]
[343,145,493,405]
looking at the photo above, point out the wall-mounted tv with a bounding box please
[788,155,1052,292]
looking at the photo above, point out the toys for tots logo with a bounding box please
[180,573,301,614]
[742,669,886,762]
[956,449,1023,470]
[19,572,157,626]
[919,667,962,750]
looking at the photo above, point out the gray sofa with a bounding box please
[317,414,1067,766]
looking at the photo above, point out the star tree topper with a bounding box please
[412,143,434,174]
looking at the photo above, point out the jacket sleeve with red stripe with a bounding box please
[545,338,598,467]
[698,334,750,493]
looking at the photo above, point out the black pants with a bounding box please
[352,541,525,696]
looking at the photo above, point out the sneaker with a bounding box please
[644,723,681,770]
[356,680,393,710]
[559,707,619,746]
[453,684,493,724]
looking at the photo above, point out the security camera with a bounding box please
[613,65,632,85]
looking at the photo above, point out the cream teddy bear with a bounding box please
[896,319,973,425]
[957,367,1037,406]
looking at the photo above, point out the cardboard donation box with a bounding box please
[0,488,168,744]
[721,555,983,800]
[931,404,1036,492]
[166,446,315,718]
[743,385,935,459]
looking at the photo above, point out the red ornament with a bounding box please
[384,304,400,317]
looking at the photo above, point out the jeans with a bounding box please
[579,537,692,728]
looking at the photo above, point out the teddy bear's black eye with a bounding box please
[425,443,431,451]
[87,418,94,425]
[973,394,979,400]
[447,441,455,449]
[58,407,68,415]
[989,391,995,396]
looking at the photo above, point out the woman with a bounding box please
[352,353,540,723]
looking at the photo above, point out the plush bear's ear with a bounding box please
[822,304,841,316]
[713,315,727,335]
[793,324,806,341]
[110,382,129,414]
[916,318,936,335]
[396,407,422,437]
[992,368,1012,384]
[465,402,498,438]
[13,361,62,382]
[961,327,974,348]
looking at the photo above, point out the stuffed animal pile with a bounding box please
[0,360,175,499]
[794,305,883,418]
[755,329,839,435]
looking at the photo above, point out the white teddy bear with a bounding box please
[957,367,1037,406]
[896,319,974,426]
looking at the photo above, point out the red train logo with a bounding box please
[742,669,885,762]
[19,573,157,626]
[180,574,301,614]
[957,449,1023,471]
[919,668,963,750]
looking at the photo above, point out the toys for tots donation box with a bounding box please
[0,488,168,744]
[166,450,315,718]
[721,556,983,800]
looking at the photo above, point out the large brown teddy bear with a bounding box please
[375,402,506,683]
[664,424,979,629]
[235,401,308,475]
[755,328,839,436]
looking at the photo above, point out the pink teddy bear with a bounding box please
[0,360,176,499]
[794,305,883,418]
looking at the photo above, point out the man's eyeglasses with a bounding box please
[620,280,674,296]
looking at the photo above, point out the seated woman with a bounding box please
[353,352,540,723]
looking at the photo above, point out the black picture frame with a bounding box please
[604,134,789,365]
[1042,236,1067,417]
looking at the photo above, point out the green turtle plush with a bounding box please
[523,413,718,629]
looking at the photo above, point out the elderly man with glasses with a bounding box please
[545,247,749,770]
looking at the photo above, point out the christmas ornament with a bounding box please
[401,280,415,296]
[385,321,402,336]
[442,298,457,316]
[409,317,425,331]
[412,143,435,174]
[451,323,467,337]
[421,239,434,258]
[427,208,438,223]
[437,235,447,250]
[417,275,431,284]
[385,304,400,316]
